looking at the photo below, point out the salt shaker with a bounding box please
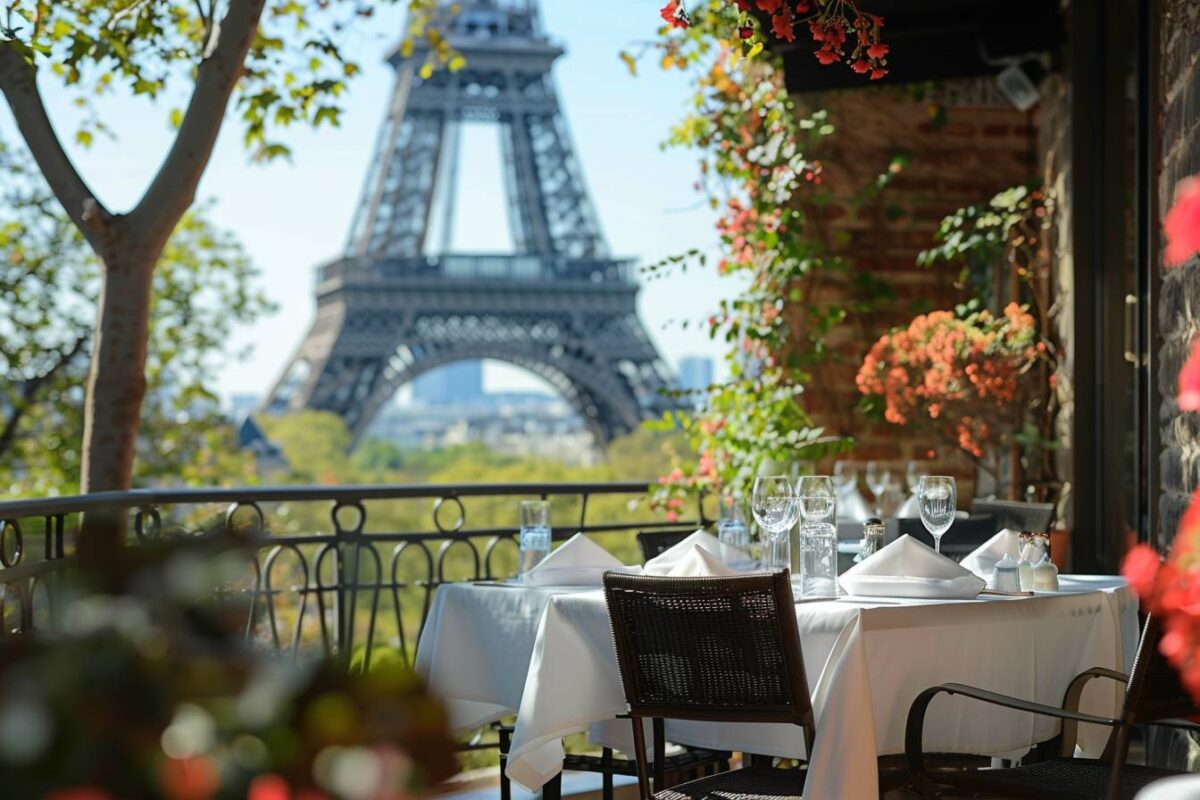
[992,553,1021,592]
[1032,554,1059,591]
[856,517,885,562]
[1017,543,1036,592]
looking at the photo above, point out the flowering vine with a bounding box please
[657,0,889,80]
[636,3,899,515]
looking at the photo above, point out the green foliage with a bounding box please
[0,140,273,494]
[0,0,454,162]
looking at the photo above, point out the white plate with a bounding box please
[839,573,984,600]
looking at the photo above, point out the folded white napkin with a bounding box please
[838,534,985,599]
[643,530,749,575]
[896,493,919,518]
[666,544,740,577]
[959,528,1022,581]
[521,532,629,586]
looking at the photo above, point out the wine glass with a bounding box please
[865,461,892,516]
[797,475,838,596]
[833,460,857,492]
[917,475,956,554]
[752,476,798,571]
[905,460,927,493]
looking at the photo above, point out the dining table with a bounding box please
[415,573,1140,800]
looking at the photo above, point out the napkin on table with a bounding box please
[643,530,749,575]
[959,528,1022,582]
[838,534,985,599]
[521,532,629,586]
[666,544,740,577]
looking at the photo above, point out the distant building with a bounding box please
[412,362,484,406]
[677,355,714,400]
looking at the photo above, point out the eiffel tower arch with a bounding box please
[264,0,677,447]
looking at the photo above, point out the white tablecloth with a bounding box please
[416,576,1139,799]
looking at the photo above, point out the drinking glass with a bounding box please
[751,476,798,572]
[797,476,838,596]
[917,476,956,554]
[518,500,552,576]
[865,461,892,516]
[905,460,927,493]
[833,460,857,492]
[797,476,836,523]
[717,494,750,561]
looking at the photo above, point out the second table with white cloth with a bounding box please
[418,575,1139,798]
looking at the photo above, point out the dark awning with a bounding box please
[772,0,1066,94]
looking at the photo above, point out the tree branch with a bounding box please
[0,42,112,253]
[131,0,266,249]
[0,334,89,461]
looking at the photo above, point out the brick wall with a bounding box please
[1158,0,1200,546]
[790,82,1039,502]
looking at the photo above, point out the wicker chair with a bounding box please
[603,571,815,799]
[905,614,1199,799]
[636,529,697,562]
[970,498,1055,532]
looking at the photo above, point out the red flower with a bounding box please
[756,0,782,13]
[736,0,752,9]
[1165,176,1200,267]
[869,67,888,80]
[1180,339,1200,411]
[660,0,690,28]
[1121,544,1161,600]
[815,46,839,64]
[866,42,889,59]
[771,9,795,41]
[738,25,754,39]
[851,59,870,74]
[795,1,811,11]
[248,776,290,800]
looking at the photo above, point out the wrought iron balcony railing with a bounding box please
[0,482,706,670]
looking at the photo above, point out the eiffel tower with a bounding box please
[264,0,677,447]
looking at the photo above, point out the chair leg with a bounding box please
[499,726,512,800]
[631,717,652,800]
[1106,725,1132,800]
[542,773,562,800]
[602,747,614,800]
[652,718,666,790]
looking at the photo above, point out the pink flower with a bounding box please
[1165,177,1200,267]
[1121,544,1161,600]
[1180,339,1200,411]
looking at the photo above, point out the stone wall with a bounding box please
[1158,0,1200,546]
[790,82,1040,502]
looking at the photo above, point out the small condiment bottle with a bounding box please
[1017,543,1036,592]
[1032,554,1059,591]
[992,553,1021,592]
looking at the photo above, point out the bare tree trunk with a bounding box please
[81,247,156,493]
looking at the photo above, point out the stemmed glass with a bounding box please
[752,476,798,572]
[797,476,838,596]
[833,460,857,493]
[797,476,836,524]
[917,475,956,554]
[865,461,892,516]
[905,461,927,494]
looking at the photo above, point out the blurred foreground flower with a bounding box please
[0,522,457,798]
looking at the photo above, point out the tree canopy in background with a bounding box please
[0,0,449,497]
[0,139,273,495]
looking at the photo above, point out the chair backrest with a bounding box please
[969,499,1055,533]
[1122,614,1200,724]
[602,571,814,743]
[635,529,695,562]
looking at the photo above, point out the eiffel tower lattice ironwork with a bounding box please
[264,0,678,446]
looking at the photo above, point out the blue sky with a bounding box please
[1,1,742,400]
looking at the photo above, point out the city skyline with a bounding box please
[0,0,743,404]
